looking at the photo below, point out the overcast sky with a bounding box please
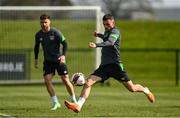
[71,0,180,7]
[152,0,180,7]
[163,0,180,6]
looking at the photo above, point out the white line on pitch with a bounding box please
[0,113,16,118]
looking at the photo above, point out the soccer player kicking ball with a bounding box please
[34,14,76,110]
[64,14,155,113]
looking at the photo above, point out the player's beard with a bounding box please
[105,26,115,31]
[41,26,50,32]
[105,27,111,31]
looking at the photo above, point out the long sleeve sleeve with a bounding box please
[34,35,40,60]
[96,40,114,47]
[97,33,104,39]
[96,29,120,47]
[61,40,68,56]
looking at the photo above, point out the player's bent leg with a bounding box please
[123,80,145,92]
[123,80,155,103]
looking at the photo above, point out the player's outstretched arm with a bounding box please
[89,42,96,48]
[89,41,114,48]
[93,31,104,39]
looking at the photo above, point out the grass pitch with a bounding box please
[0,84,180,117]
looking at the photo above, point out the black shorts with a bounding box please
[91,63,130,82]
[43,61,68,76]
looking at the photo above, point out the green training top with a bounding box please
[96,27,121,65]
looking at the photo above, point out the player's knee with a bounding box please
[84,75,99,87]
[84,81,92,88]
[61,75,68,83]
[44,78,52,85]
[44,77,50,82]
[84,83,90,88]
[84,79,94,88]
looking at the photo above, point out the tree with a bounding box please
[102,0,162,19]
[102,0,123,18]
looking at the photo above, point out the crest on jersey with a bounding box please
[49,35,55,40]
[40,38,43,41]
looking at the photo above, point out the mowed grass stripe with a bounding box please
[0,85,179,117]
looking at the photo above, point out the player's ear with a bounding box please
[112,20,115,25]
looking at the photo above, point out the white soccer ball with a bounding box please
[71,72,85,86]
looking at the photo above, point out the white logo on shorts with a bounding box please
[121,77,125,80]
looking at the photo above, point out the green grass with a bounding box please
[1,20,180,49]
[0,84,180,117]
[118,21,180,49]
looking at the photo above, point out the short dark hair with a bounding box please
[40,14,50,20]
[103,14,114,21]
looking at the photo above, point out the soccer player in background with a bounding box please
[34,14,76,110]
[64,14,155,113]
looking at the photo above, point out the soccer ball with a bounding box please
[71,72,85,86]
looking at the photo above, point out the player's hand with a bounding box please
[93,31,98,37]
[34,59,38,69]
[89,42,96,48]
[58,55,66,63]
